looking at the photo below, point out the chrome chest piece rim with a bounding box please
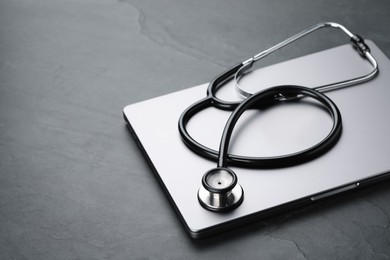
[198,167,244,212]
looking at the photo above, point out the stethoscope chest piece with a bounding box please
[198,167,244,212]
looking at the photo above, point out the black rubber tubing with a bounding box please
[178,68,342,168]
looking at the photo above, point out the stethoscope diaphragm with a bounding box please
[198,167,244,212]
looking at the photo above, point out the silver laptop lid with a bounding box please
[123,41,390,238]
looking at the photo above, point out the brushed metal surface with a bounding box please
[124,41,390,237]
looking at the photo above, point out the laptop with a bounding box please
[123,40,390,238]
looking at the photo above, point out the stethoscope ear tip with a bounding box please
[198,167,244,212]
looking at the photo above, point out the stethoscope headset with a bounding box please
[178,22,378,212]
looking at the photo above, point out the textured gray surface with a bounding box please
[0,0,389,259]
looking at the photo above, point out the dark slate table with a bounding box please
[1,0,389,259]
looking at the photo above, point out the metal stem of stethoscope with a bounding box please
[178,22,379,212]
[235,22,378,98]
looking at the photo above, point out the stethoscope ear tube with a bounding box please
[235,22,378,97]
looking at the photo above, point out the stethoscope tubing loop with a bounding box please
[218,85,342,168]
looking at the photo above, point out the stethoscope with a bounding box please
[178,22,378,212]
